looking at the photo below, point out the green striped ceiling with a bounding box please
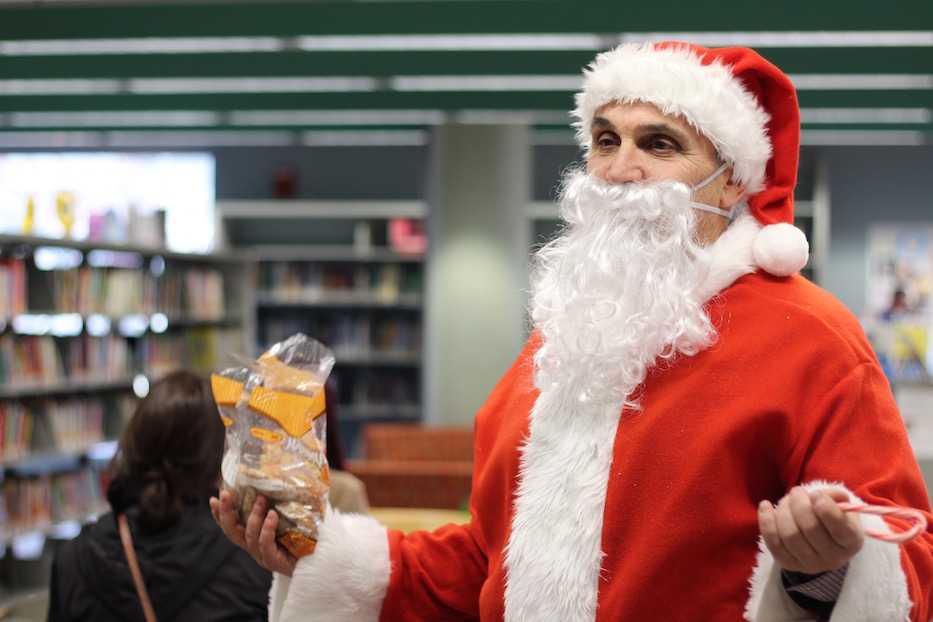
[0,0,930,147]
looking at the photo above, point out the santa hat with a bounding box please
[572,41,809,277]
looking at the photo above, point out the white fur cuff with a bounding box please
[275,508,391,622]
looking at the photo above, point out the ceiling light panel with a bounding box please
[0,36,285,55]
[621,31,933,47]
[128,76,380,94]
[7,110,220,127]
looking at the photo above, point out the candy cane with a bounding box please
[837,502,929,544]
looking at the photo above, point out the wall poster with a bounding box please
[865,222,933,458]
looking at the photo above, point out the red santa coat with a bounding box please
[270,239,933,622]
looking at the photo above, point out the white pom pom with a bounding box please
[752,223,809,277]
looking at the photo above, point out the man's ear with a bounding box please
[719,170,749,209]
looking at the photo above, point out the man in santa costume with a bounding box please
[213,41,933,621]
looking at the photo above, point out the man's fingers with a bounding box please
[774,490,818,567]
[243,495,268,559]
[811,490,865,551]
[256,508,299,576]
[759,487,866,574]
[214,490,247,550]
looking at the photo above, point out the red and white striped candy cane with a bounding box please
[838,502,929,544]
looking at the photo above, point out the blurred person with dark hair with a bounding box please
[48,370,272,621]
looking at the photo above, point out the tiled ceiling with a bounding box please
[0,0,930,148]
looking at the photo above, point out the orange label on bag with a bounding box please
[249,427,283,442]
[279,531,317,558]
[247,385,326,439]
[211,374,245,407]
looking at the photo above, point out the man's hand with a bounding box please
[210,490,298,577]
[758,487,865,574]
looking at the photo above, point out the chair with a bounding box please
[346,423,473,510]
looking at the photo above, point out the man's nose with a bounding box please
[599,144,647,185]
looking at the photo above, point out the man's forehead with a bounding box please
[592,100,692,131]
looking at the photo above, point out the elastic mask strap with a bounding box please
[690,161,733,219]
[688,201,735,219]
[692,161,730,191]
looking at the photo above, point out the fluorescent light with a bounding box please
[452,110,570,125]
[392,75,583,92]
[33,246,83,270]
[531,130,578,146]
[49,313,83,337]
[149,312,169,334]
[87,249,143,268]
[0,33,604,57]
[228,109,447,126]
[0,31,929,59]
[790,74,933,90]
[12,314,52,335]
[128,76,379,94]
[86,314,112,337]
[297,34,606,52]
[0,36,285,56]
[105,130,296,147]
[118,314,149,338]
[0,131,105,148]
[620,31,933,47]
[8,110,220,127]
[800,108,932,124]
[800,130,927,145]
[301,130,430,146]
[0,78,122,95]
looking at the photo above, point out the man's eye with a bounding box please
[594,133,618,148]
[648,136,678,151]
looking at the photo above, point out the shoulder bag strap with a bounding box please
[117,512,158,622]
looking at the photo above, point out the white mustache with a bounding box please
[558,173,693,223]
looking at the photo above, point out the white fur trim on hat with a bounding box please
[752,223,810,277]
[573,43,772,195]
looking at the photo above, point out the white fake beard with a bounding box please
[529,168,717,414]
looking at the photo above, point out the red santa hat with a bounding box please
[572,41,809,277]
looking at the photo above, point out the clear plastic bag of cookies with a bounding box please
[211,333,335,558]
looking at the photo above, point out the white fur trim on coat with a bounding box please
[271,508,390,622]
[504,378,623,622]
[573,43,772,195]
[696,210,761,303]
[744,481,911,621]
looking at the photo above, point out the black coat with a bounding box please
[47,504,271,622]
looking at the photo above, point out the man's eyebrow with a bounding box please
[639,123,689,142]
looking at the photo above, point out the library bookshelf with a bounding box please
[0,233,248,600]
[216,200,427,457]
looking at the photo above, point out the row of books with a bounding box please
[256,262,422,304]
[0,468,106,540]
[0,329,239,386]
[1,396,129,464]
[0,334,63,386]
[342,368,421,408]
[258,316,421,360]
[0,402,33,462]
[0,259,26,317]
[43,398,107,452]
[137,326,242,375]
[42,265,225,318]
